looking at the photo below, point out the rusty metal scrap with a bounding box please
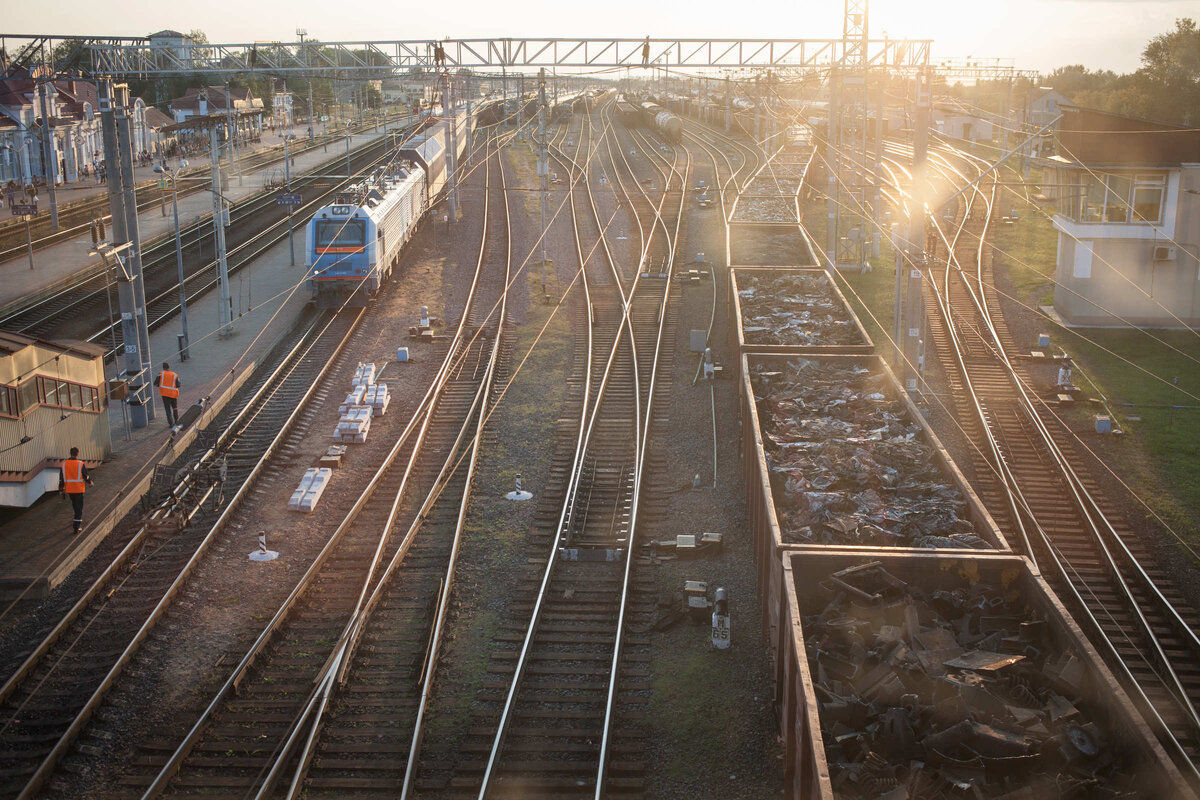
[752,360,989,549]
[804,562,1149,798]
[739,274,864,347]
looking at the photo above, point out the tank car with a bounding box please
[640,101,682,144]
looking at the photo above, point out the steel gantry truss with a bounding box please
[0,35,930,77]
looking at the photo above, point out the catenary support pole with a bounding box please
[99,80,151,427]
[285,135,294,266]
[538,68,549,295]
[211,125,233,336]
[37,79,60,229]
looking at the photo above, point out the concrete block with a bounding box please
[319,445,347,468]
[363,383,390,416]
[288,467,333,512]
[352,362,377,387]
[338,384,366,415]
[334,406,373,443]
[396,347,409,362]
[1037,333,1050,348]
[1094,415,1111,434]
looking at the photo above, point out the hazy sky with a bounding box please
[5,0,1196,74]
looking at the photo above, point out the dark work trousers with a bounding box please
[162,396,179,426]
[68,493,84,534]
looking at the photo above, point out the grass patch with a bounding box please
[802,197,898,361]
[1060,327,1200,547]
[992,213,1058,307]
[649,647,742,781]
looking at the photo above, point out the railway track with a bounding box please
[0,129,407,353]
[407,95,687,800]
[889,141,1200,778]
[0,113,408,263]
[0,304,365,799]
[127,129,511,800]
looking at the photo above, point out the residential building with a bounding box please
[933,102,998,144]
[1028,87,1075,128]
[1048,107,1200,327]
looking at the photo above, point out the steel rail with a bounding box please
[943,147,1200,751]
[915,146,1200,778]
[594,113,689,800]
[0,111,414,264]
[258,131,510,800]
[474,95,673,798]
[0,131,393,344]
[0,307,331,701]
[11,305,364,800]
[139,121,506,800]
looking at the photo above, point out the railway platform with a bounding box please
[0,226,313,602]
[12,125,326,208]
[0,126,392,312]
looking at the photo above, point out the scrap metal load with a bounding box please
[640,101,682,144]
[752,358,989,548]
[732,146,814,225]
[738,272,867,348]
[794,556,1184,798]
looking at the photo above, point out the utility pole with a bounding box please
[285,134,295,266]
[37,78,60,229]
[826,64,840,266]
[308,81,315,142]
[723,75,730,132]
[464,73,473,154]
[210,125,233,336]
[99,80,154,426]
[901,64,930,395]
[445,71,459,221]
[538,67,549,295]
[753,75,762,157]
[297,29,315,142]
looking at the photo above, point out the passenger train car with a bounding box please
[305,110,471,308]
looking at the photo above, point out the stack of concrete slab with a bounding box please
[339,384,367,415]
[335,406,372,444]
[362,383,390,416]
[352,362,377,387]
[289,467,333,512]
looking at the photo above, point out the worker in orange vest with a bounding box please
[154,361,181,427]
[58,446,94,535]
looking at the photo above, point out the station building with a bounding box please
[0,332,110,507]
[0,75,169,186]
[1047,107,1200,327]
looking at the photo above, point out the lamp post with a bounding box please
[283,133,296,265]
[2,143,36,271]
[154,161,191,359]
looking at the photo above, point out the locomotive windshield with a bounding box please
[315,220,366,249]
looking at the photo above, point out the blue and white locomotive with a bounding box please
[305,110,472,308]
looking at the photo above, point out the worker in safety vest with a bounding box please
[58,446,94,535]
[154,361,181,427]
